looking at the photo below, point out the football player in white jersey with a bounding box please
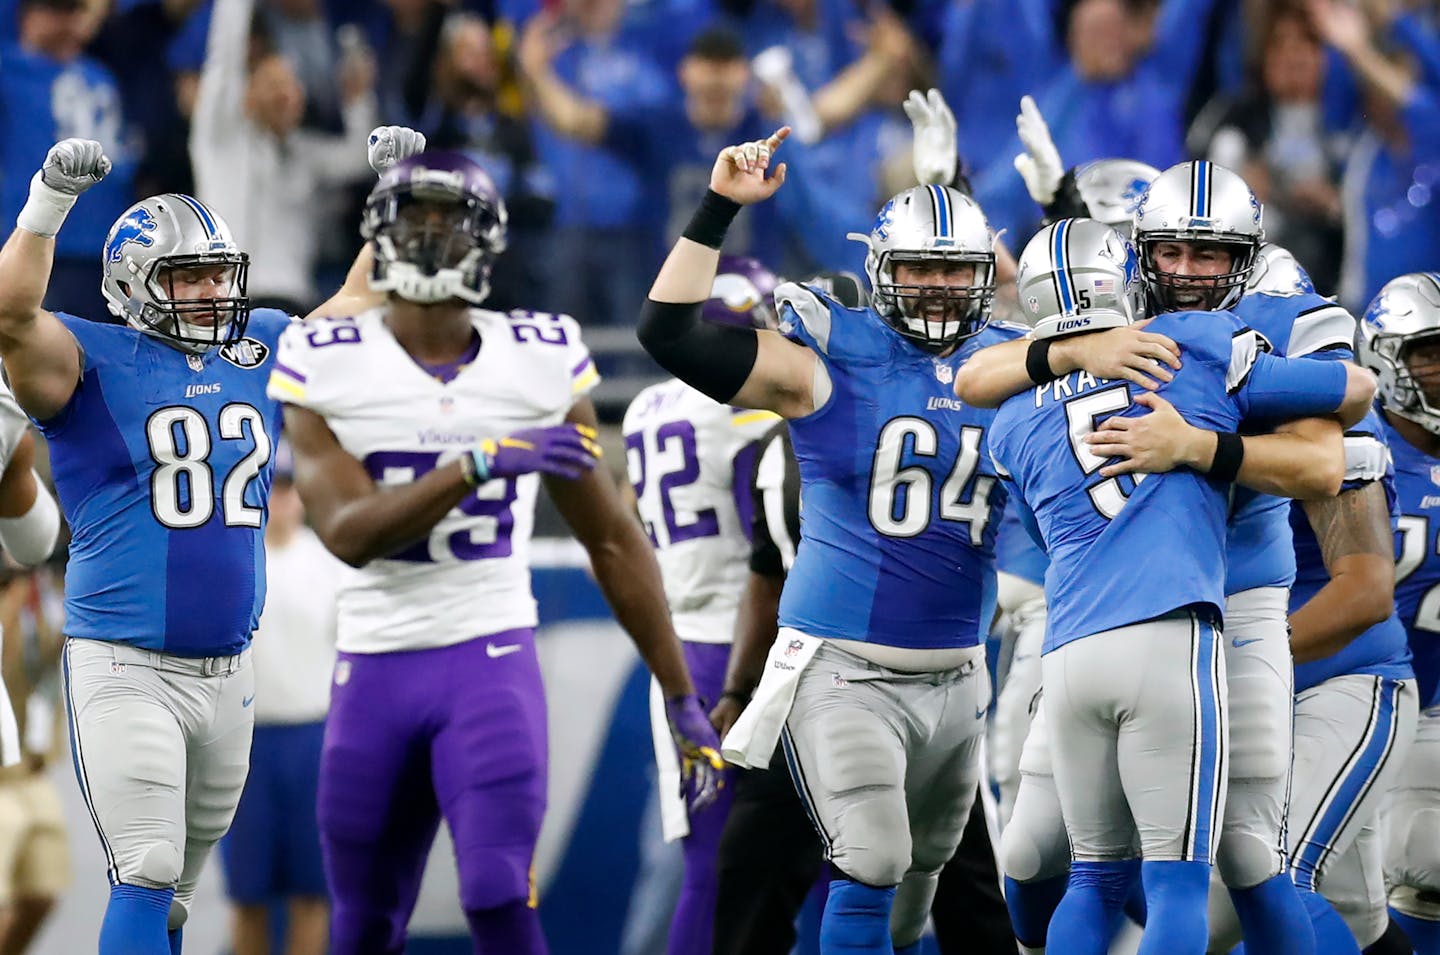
[623,254,781,955]
[268,150,723,955]
[0,376,60,770]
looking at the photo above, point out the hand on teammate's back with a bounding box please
[479,423,602,481]
[666,694,726,812]
[1052,320,1183,391]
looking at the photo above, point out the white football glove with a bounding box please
[39,139,111,196]
[903,88,957,187]
[1012,95,1064,207]
[367,126,427,176]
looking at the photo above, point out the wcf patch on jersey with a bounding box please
[219,338,270,370]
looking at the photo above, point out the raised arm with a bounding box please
[189,0,253,202]
[0,141,108,420]
[637,127,819,418]
[1290,481,1396,663]
[516,11,609,146]
[0,432,61,566]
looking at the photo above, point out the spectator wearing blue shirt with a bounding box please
[971,0,1216,245]
[404,9,556,311]
[517,5,705,324]
[1314,0,1440,312]
[0,0,136,321]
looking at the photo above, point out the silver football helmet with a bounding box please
[847,184,996,350]
[1245,242,1316,297]
[1017,218,1145,340]
[1074,159,1160,231]
[101,194,250,353]
[1133,160,1264,313]
[1358,273,1440,434]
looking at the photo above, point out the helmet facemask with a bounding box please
[1377,329,1440,435]
[873,249,996,352]
[1139,236,1259,313]
[123,253,251,354]
[363,181,506,306]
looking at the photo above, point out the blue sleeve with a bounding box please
[1147,0,1220,82]
[1394,14,1440,90]
[1236,352,1347,423]
[1401,86,1440,164]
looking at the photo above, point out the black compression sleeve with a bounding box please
[637,298,759,404]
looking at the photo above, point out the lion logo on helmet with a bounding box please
[106,207,157,265]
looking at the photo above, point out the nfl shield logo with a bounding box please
[935,364,954,385]
[784,639,803,657]
[186,354,204,372]
[1429,464,1440,487]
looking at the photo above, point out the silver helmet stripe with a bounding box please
[173,194,219,240]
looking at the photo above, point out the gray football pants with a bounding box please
[63,638,253,929]
[781,639,989,948]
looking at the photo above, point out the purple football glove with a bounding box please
[666,694,726,812]
[475,423,601,481]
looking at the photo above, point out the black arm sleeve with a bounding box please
[636,298,759,404]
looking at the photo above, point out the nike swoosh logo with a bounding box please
[486,643,522,659]
[1231,637,1263,648]
[242,694,254,707]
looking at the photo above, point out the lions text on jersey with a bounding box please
[266,306,598,653]
[38,310,289,656]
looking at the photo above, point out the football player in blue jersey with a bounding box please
[639,126,1022,955]
[0,131,424,955]
[1357,273,1440,954]
[988,217,1375,955]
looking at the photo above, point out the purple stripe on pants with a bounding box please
[319,629,548,954]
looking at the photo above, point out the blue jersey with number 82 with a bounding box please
[37,310,289,656]
[775,285,1018,651]
[989,310,1348,654]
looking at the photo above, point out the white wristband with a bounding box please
[15,173,77,238]
[0,478,60,566]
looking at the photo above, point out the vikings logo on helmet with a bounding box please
[710,273,763,315]
[106,207,157,264]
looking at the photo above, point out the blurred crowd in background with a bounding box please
[1,0,1438,402]
[0,1,1436,952]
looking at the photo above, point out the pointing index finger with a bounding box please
[766,126,791,153]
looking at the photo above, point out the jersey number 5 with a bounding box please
[147,404,272,529]
[1064,386,1144,519]
[868,419,994,543]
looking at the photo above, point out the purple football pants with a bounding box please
[319,628,548,955]
[669,641,740,955]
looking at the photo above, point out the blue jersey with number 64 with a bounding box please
[36,310,289,656]
[989,310,1349,654]
[774,284,1019,651]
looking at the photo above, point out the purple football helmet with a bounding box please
[704,255,780,329]
[361,150,508,305]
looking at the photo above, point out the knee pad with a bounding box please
[167,898,188,932]
[831,835,911,890]
[131,841,183,889]
[1388,806,1440,896]
[1216,825,1285,889]
[457,847,533,911]
[890,870,940,948]
[1000,785,1070,884]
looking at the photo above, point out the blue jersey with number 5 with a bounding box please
[774,284,1019,651]
[36,310,289,656]
[989,310,1349,654]
[1386,412,1440,708]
